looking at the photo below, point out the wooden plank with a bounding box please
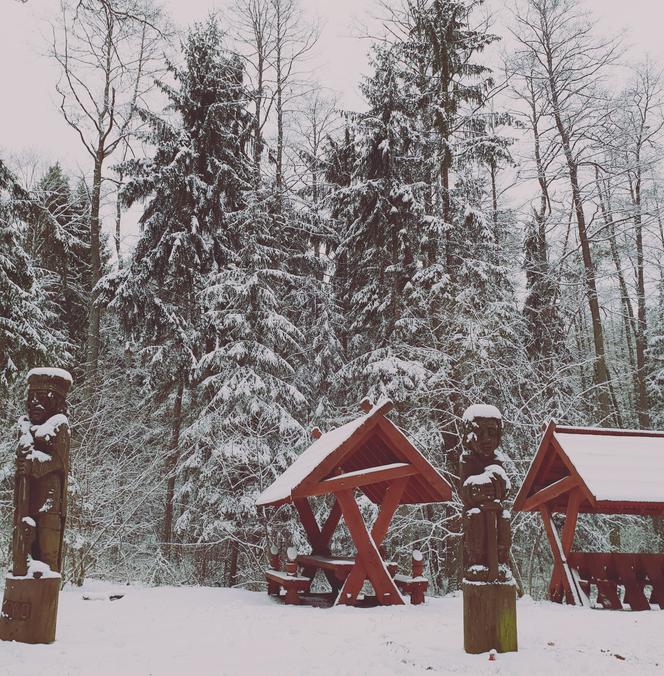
[641,555,664,608]
[293,498,323,550]
[337,477,409,603]
[296,463,417,499]
[614,556,650,611]
[293,401,393,497]
[561,489,582,556]
[559,490,591,608]
[539,503,582,606]
[265,570,311,584]
[293,497,343,589]
[375,419,452,501]
[555,425,664,438]
[513,420,557,512]
[296,555,354,581]
[334,490,405,606]
[371,477,409,544]
[522,475,579,512]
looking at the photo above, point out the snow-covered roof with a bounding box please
[554,428,664,503]
[514,421,664,513]
[256,408,374,506]
[256,399,452,508]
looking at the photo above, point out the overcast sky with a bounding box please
[1,0,662,178]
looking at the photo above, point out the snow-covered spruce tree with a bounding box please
[0,158,70,564]
[327,45,430,407]
[322,44,449,580]
[0,159,69,390]
[177,189,312,586]
[100,17,253,560]
[352,0,532,592]
[26,164,91,369]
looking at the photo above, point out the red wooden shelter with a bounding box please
[514,421,664,610]
[256,399,452,607]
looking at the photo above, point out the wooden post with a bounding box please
[285,547,300,605]
[0,576,61,645]
[463,581,518,654]
[410,550,426,605]
[336,479,408,605]
[1,368,72,645]
[269,545,280,571]
[459,408,517,654]
[335,490,405,606]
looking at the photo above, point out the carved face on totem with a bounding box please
[464,417,502,459]
[27,389,60,426]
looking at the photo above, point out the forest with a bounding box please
[1,0,664,599]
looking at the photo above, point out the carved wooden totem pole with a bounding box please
[0,368,72,644]
[460,404,517,654]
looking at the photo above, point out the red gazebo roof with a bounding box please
[514,420,664,516]
[256,400,452,508]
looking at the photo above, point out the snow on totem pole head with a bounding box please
[462,404,502,458]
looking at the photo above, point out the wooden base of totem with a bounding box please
[0,575,61,644]
[463,581,518,654]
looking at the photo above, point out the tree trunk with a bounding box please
[227,539,239,587]
[275,30,284,212]
[162,376,185,551]
[596,173,639,415]
[253,51,264,189]
[631,170,651,428]
[544,45,613,422]
[86,151,104,380]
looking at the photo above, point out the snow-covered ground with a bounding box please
[1,582,663,676]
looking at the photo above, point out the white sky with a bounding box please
[1,0,663,228]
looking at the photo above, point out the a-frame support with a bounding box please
[334,485,406,606]
[293,497,342,590]
[335,477,409,605]
[539,489,589,607]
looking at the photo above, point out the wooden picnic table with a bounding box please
[256,399,451,607]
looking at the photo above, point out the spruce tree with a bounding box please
[0,159,69,389]
[27,164,91,365]
[102,16,254,549]
[327,45,430,407]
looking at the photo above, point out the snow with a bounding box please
[7,558,60,580]
[462,404,502,422]
[299,555,356,566]
[26,368,73,384]
[463,464,511,491]
[554,430,664,503]
[256,401,391,506]
[320,462,410,483]
[1,583,662,675]
[33,414,69,442]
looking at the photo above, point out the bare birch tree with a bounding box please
[50,0,167,380]
[512,0,622,423]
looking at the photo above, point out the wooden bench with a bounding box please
[296,554,355,582]
[568,552,664,610]
[265,569,312,605]
[265,546,311,605]
[268,546,427,606]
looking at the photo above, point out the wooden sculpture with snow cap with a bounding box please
[0,367,72,645]
[460,404,512,583]
[460,404,517,655]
